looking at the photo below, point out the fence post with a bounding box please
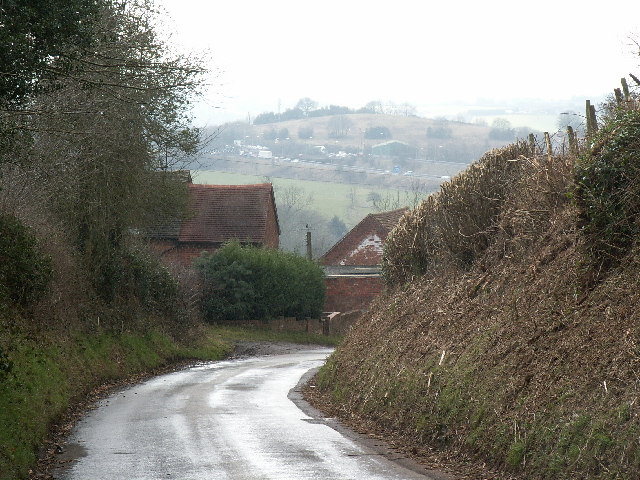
[586,100,598,137]
[544,132,553,163]
[614,88,624,105]
[567,126,578,156]
[622,77,630,100]
[528,133,536,156]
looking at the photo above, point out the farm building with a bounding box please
[149,182,280,267]
[320,208,408,312]
[371,140,413,157]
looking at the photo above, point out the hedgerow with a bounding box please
[195,242,325,321]
[0,214,52,307]
[575,107,640,278]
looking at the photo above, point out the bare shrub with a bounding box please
[1,164,92,330]
[495,150,575,253]
[433,142,530,266]
[383,141,534,285]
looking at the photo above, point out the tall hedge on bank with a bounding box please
[195,243,325,321]
[575,107,640,278]
[0,214,52,307]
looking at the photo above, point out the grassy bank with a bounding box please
[0,320,339,480]
[212,324,342,347]
[0,320,228,480]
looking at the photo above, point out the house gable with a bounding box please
[320,208,408,266]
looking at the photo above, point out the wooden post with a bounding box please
[528,133,536,155]
[544,132,553,162]
[622,77,630,100]
[586,100,598,136]
[567,126,577,156]
[614,88,624,105]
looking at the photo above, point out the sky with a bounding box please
[158,0,640,127]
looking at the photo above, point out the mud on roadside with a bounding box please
[229,340,330,359]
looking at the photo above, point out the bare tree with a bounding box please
[295,97,318,116]
[327,115,353,138]
[17,0,207,298]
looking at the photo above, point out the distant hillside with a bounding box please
[206,113,537,165]
[254,113,497,158]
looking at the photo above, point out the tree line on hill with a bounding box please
[253,98,418,125]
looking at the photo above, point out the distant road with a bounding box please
[193,154,466,188]
[55,349,440,480]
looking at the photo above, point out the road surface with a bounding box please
[55,347,442,480]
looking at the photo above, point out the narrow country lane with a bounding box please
[54,348,439,480]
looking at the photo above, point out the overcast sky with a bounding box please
[159,0,640,127]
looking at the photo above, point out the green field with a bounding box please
[192,170,427,227]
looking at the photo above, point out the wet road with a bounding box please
[56,348,436,480]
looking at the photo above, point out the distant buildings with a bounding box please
[371,140,413,157]
[320,208,408,312]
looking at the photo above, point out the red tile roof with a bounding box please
[177,183,279,244]
[369,208,409,231]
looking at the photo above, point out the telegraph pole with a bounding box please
[305,225,312,261]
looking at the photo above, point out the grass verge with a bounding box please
[209,324,342,347]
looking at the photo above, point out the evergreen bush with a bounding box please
[195,243,325,322]
[0,214,52,306]
[575,108,640,274]
[121,246,180,313]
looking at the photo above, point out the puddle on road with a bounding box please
[52,442,88,476]
[224,384,257,391]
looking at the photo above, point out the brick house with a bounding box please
[320,208,408,312]
[150,183,280,267]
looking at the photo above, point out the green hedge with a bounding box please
[0,214,52,307]
[575,108,640,275]
[195,243,325,321]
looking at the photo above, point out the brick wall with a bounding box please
[323,275,383,312]
[264,202,280,249]
[149,240,176,257]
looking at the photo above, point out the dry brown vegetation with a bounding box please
[311,86,640,479]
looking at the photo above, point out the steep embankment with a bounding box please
[313,104,640,479]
